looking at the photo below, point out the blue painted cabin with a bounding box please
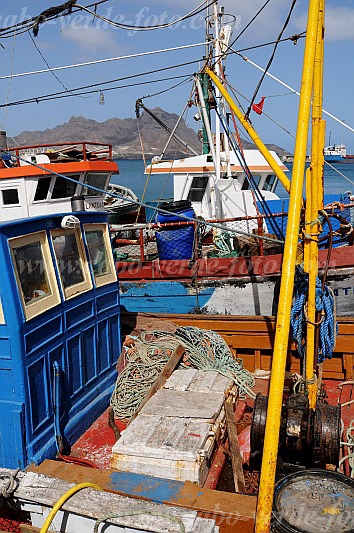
[0,211,120,468]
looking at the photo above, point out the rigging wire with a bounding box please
[28,32,92,100]
[1,30,17,130]
[214,103,284,240]
[0,58,199,107]
[0,0,110,38]
[0,41,208,80]
[0,35,306,111]
[0,32,304,83]
[1,149,284,245]
[140,77,192,100]
[0,74,193,108]
[229,0,272,49]
[76,0,218,32]
[223,78,354,188]
[245,0,298,118]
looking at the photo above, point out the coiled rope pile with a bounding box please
[110,326,255,420]
[290,274,337,363]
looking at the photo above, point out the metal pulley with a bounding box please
[250,393,341,468]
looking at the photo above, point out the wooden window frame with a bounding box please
[83,223,117,287]
[9,231,61,320]
[50,228,92,299]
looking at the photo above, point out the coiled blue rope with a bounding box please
[290,273,337,363]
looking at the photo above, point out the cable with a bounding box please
[76,0,217,32]
[1,30,16,129]
[140,76,192,100]
[0,41,208,80]
[229,0,272,49]
[0,33,306,82]
[0,1,110,37]
[39,482,102,533]
[28,32,91,100]
[246,0,298,117]
[1,150,284,245]
[0,57,199,107]
[0,74,193,108]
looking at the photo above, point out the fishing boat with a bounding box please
[324,143,346,162]
[110,9,354,318]
[0,137,120,468]
[0,1,353,533]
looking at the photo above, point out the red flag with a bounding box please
[252,96,266,115]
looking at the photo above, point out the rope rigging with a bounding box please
[77,0,218,32]
[0,1,109,38]
[212,99,285,240]
[290,272,337,364]
[246,0,298,118]
[1,150,284,246]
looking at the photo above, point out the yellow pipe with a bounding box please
[205,68,291,194]
[39,482,102,533]
[305,0,325,409]
[254,1,323,532]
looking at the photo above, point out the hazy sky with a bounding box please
[1,0,353,153]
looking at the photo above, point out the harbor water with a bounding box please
[111,160,354,203]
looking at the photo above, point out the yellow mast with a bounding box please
[254,1,325,532]
[304,0,325,408]
[205,68,291,194]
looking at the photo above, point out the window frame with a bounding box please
[50,228,92,299]
[80,172,110,197]
[187,175,209,203]
[83,223,117,287]
[2,188,20,206]
[9,231,61,320]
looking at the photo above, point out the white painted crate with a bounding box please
[111,370,232,484]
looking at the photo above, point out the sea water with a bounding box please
[111,159,354,202]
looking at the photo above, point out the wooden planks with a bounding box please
[30,460,257,533]
[130,344,185,423]
[20,527,55,533]
[224,398,246,494]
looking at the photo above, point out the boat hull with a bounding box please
[118,246,354,316]
[119,270,354,316]
[324,154,344,163]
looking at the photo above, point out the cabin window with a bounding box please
[2,189,19,205]
[34,177,51,201]
[51,229,92,299]
[263,174,276,191]
[241,178,249,190]
[187,176,208,202]
[242,175,261,190]
[9,231,60,320]
[51,174,80,199]
[84,224,117,287]
[81,173,109,197]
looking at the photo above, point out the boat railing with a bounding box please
[111,212,288,264]
[111,202,354,266]
[6,141,113,165]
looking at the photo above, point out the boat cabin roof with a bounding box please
[0,142,119,222]
[145,150,287,175]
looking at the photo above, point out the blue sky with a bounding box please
[1,0,354,153]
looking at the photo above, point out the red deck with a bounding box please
[70,376,353,476]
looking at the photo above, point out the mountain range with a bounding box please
[10,108,289,159]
